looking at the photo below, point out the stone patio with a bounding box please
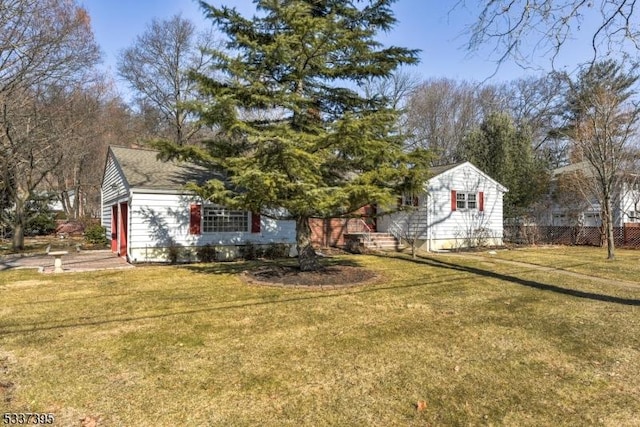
[0,250,134,273]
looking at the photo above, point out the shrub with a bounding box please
[167,243,181,264]
[84,224,108,245]
[240,241,262,260]
[263,243,289,259]
[196,244,217,263]
[26,212,56,236]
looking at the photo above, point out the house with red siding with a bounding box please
[101,146,295,262]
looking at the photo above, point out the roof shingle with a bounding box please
[110,146,221,191]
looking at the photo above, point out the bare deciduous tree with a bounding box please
[462,0,640,69]
[0,0,99,249]
[566,60,640,259]
[118,15,218,146]
[405,78,507,164]
[506,74,569,166]
[44,79,132,220]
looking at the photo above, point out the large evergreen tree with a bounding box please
[156,0,428,270]
[461,112,549,218]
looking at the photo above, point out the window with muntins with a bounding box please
[456,192,477,210]
[202,206,249,232]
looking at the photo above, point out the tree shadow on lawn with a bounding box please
[377,252,640,306]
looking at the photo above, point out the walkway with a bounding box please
[0,250,134,273]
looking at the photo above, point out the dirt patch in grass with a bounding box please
[244,264,378,288]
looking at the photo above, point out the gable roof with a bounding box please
[429,162,466,178]
[429,161,508,192]
[553,160,640,183]
[108,146,222,191]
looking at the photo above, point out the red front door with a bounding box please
[111,205,118,252]
[119,202,128,257]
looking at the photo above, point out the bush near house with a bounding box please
[83,224,108,246]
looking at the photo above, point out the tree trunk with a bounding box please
[604,195,615,260]
[73,186,81,219]
[12,196,25,251]
[296,216,321,271]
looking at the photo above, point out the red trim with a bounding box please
[111,205,118,252]
[119,203,128,257]
[251,212,261,233]
[479,192,484,212]
[189,204,202,235]
[451,190,457,211]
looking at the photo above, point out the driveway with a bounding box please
[0,250,134,273]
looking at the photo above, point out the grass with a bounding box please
[1,248,640,426]
[484,245,640,284]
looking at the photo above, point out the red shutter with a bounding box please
[251,212,261,233]
[397,197,403,208]
[451,190,457,211]
[479,192,484,212]
[189,204,202,235]
[412,196,419,207]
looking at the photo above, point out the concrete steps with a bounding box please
[356,232,404,251]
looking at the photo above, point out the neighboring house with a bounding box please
[101,146,296,262]
[540,161,640,228]
[311,161,508,251]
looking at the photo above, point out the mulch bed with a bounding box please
[243,264,378,288]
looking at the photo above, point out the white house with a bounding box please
[542,161,640,227]
[101,146,296,262]
[377,161,508,251]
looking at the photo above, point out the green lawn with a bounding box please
[1,249,639,426]
[485,246,640,284]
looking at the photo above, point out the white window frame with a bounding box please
[456,192,477,210]
[202,206,249,233]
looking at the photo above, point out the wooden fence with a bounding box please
[504,224,640,248]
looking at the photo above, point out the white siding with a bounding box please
[428,164,505,249]
[384,199,429,239]
[545,181,640,227]
[128,191,296,262]
[101,153,129,239]
[620,182,640,225]
[380,162,506,250]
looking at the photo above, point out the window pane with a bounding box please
[467,194,477,209]
[202,206,248,232]
[456,193,466,209]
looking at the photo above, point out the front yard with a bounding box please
[1,248,639,426]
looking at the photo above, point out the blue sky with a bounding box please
[83,0,596,94]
